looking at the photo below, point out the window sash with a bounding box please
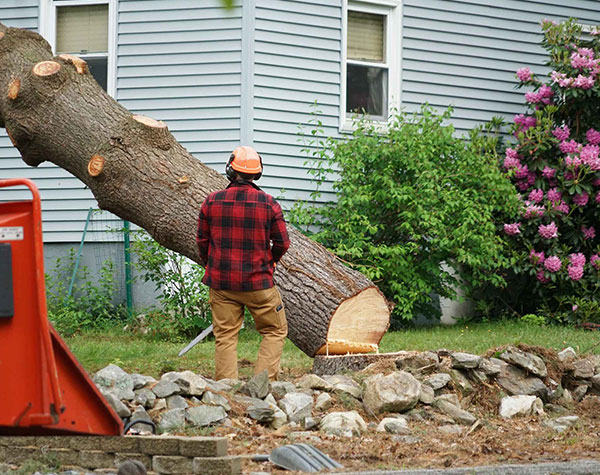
[347,10,386,63]
[56,4,108,54]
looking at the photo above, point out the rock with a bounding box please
[166,395,189,410]
[297,374,333,391]
[128,406,153,432]
[543,415,579,433]
[270,381,297,398]
[499,347,547,378]
[435,393,460,407]
[395,351,439,371]
[243,370,270,399]
[438,424,464,435]
[303,416,319,431]
[278,393,313,423]
[202,391,231,411]
[205,378,234,392]
[332,381,362,399]
[187,405,227,427]
[572,358,596,379]
[248,400,275,423]
[93,364,135,400]
[134,388,156,409]
[271,406,288,430]
[449,369,473,395]
[423,373,451,391]
[158,408,186,432]
[391,435,421,444]
[152,398,167,413]
[162,370,208,396]
[103,391,131,418]
[320,411,367,437]
[496,364,547,399]
[131,373,156,390]
[479,357,505,376]
[544,403,569,415]
[451,352,481,369]
[433,399,476,425]
[499,395,543,418]
[573,384,589,401]
[558,388,574,406]
[152,379,181,399]
[469,369,488,384]
[286,431,322,444]
[419,384,435,405]
[362,372,421,414]
[315,393,333,412]
[592,374,600,391]
[376,416,410,435]
[558,347,577,363]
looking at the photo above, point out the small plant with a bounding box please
[132,232,211,340]
[520,313,547,326]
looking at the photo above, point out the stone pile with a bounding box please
[93,345,600,441]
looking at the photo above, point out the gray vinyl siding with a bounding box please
[253,0,342,205]
[401,0,600,135]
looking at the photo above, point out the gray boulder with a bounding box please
[202,391,231,411]
[103,391,131,418]
[134,387,156,409]
[297,374,333,391]
[592,374,600,391]
[131,373,156,390]
[243,370,270,399]
[558,347,577,363]
[166,395,189,410]
[499,395,543,419]
[572,358,596,379]
[395,351,439,372]
[315,393,333,412]
[187,405,227,427]
[278,392,313,423]
[320,411,366,437]
[451,352,481,369]
[162,370,208,396]
[543,415,579,432]
[433,399,476,425]
[499,347,547,378]
[93,364,135,401]
[362,372,421,414]
[419,384,435,405]
[321,375,363,399]
[152,378,180,399]
[376,416,410,435]
[423,373,451,391]
[158,408,186,432]
[247,400,275,423]
[128,406,153,432]
[270,381,297,398]
[496,364,547,399]
[449,369,474,395]
[479,357,505,376]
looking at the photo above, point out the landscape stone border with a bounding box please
[0,435,241,474]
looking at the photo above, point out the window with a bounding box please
[40,0,116,96]
[342,1,401,129]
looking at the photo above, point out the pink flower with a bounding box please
[503,155,521,169]
[529,249,545,265]
[554,200,570,214]
[574,74,595,89]
[552,126,570,141]
[564,171,575,181]
[506,148,519,159]
[503,223,521,235]
[528,189,544,203]
[524,203,544,218]
[560,140,581,154]
[536,269,550,283]
[569,253,586,267]
[539,222,558,239]
[580,144,599,165]
[525,91,541,103]
[524,116,537,128]
[573,192,589,206]
[572,305,579,311]
[596,193,600,204]
[514,164,529,179]
[546,188,562,202]
[568,265,584,281]
[586,128,600,145]
[542,166,556,179]
[591,254,600,269]
[595,178,600,187]
[541,19,557,26]
[539,85,554,98]
[517,181,531,191]
[517,67,533,82]
[514,114,527,125]
[565,155,582,168]
[544,256,562,272]
[582,226,596,240]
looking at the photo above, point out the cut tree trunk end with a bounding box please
[0,23,391,357]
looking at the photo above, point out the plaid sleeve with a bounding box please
[196,199,210,266]
[270,200,290,262]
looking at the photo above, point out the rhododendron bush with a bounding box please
[501,19,600,321]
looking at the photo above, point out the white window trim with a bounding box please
[39,0,117,98]
[340,0,401,133]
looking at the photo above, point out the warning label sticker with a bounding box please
[0,227,24,241]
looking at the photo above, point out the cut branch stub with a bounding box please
[132,114,172,150]
[133,114,167,129]
[88,154,105,177]
[0,32,4,40]
[33,61,61,77]
[58,54,88,74]
[7,78,20,100]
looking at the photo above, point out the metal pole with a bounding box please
[67,207,94,298]
[123,220,133,312]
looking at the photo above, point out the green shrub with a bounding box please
[291,105,519,322]
[132,232,211,340]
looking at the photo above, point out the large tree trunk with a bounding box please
[0,24,390,357]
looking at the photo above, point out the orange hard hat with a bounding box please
[230,146,262,174]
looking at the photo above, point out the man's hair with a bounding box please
[237,171,259,181]
[117,460,147,475]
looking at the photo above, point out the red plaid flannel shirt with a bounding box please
[196,181,290,290]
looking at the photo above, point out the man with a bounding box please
[196,146,290,381]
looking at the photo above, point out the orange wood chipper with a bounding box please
[0,178,123,435]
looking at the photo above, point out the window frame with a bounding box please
[39,0,117,97]
[340,0,401,132]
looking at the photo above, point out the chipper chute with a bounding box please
[0,178,122,435]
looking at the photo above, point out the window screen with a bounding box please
[56,4,108,55]
[347,11,385,63]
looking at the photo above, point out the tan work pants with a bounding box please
[209,286,287,381]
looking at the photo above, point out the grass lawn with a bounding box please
[65,319,599,379]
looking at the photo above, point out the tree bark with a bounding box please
[0,24,390,357]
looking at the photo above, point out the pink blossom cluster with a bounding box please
[582,226,596,240]
[523,202,544,218]
[544,255,562,272]
[559,140,581,154]
[542,166,556,179]
[573,192,589,207]
[591,254,600,270]
[546,188,561,202]
[570,48,597,70]
[524,85,553,104]
[552,126,570,141]
[580,144,600,170]
[528,189,544,203]
[538,221,558,239]
[567,253,586,281]
[529,249,545,265]
[516,67,534,82]
[503,223,521,235]
[514,114,537,132]
[551,71,596,89]
[586,128,600,145]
